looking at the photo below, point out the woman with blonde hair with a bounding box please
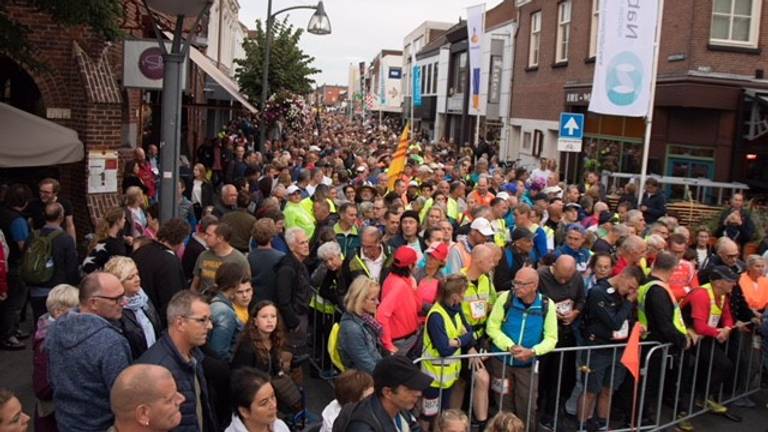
[338,276,384,374]
[123,186,147,238]
[104,256,161,359]
[190,163,214,220]
[82,206,130,274]
[436,409,469,432]
[484,411,524,432]
[33,284,79,432]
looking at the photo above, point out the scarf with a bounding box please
[124,289,156,348]
[360,313,383,337]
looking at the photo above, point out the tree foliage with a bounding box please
[235,17,320,105]
[0,0,123,67]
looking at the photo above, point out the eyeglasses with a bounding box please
[725,254,739,259]
[93,292,126,305]
[182,315,213,325]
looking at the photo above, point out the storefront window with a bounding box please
[582,136,642,173]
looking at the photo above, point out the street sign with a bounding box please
[557,139,583,152]
[559,112,584,140]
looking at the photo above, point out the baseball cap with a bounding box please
[511,227,534,242]
[286,185,301,195]
[308,145,322,153]
[496,191,511,201]
[710,265,738,283]
[426,242,449,262]
[566,223,587,236]
[470,217,495,237]
[564,203,582,212]
[373,355,433,392]
[393,246,418,268]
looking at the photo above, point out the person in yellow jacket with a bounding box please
[461,245,498,340]
[421,274,489,429]
[283,185,316,239]
[486,267,558,422]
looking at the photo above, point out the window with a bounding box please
[451,52,467,94]
[432,62,438,93]
[555,1,571,62]
[589,0,600,58]
[426,64,432,95]
[523,131,532,150]
[710,0,761,47]
[528,11,542,67]
[421,65,426,94]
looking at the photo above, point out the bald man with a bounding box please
[698,236,746,285]
[110,364,184,432]
[462,244,498,339]
[537,255,586,429]
[486,266,558,420]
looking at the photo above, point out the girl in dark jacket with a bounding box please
[231,301,302,415]
[104,256,161,359]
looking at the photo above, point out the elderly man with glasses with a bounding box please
[46,272,133,431]
[138,290,218,432]
[698,236,746,285]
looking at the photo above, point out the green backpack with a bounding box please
[21,229,64,285]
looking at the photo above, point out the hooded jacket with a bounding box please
[46,310,132,432]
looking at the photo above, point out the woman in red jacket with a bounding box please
[376,246,424,354]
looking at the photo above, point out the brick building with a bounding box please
[508,0,768,195]
[0,0,253,241]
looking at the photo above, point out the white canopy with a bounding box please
[0,102,84,167]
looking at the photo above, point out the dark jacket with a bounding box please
[231,337,283,377]
[82,236,129,274]
[221,210,257,253]
[387,234,426,255]
[333,394,421,432]
[494,247,532,292]
[274,252,311,330]
[538,267,586,337]
[132,240,186,326]
[698,254,746,285]
[716,208,755,246]
[137,333,218,432]
[582,279,634,344]
[640,192,667,224]
[338,247,393,299]
[643,277,688,350]
[311,262,343,309]
[248,247,285,305]
[182,235,207,284]
[46,311,132,432]
[116,301,162,359]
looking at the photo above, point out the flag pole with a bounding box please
[637,0,665,207]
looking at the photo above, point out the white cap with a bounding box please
[356,165,367,172]
[286,185,301,195]
[309,145,322,153]
[470,217,495,237]
[496,191,511,201]
[418,165,433,173]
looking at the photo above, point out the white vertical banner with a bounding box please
[588,0,660,117]
[466,3,485,116]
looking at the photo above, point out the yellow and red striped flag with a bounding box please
[387,122,410,190]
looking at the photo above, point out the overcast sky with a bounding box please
[239,0,503,86]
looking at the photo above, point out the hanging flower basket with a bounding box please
[260,91,310,134]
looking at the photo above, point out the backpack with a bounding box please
[20,229,65,285]
[327,322,347,372]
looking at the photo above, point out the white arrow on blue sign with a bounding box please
[559,112,584,140]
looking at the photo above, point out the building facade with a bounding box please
[366,50,404,115]
[508,0,768,194]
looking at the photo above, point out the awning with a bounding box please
[162,32,258,113]
[0,102,84,167]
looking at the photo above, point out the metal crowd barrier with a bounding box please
[411,328,764,432]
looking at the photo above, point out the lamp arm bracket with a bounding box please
[270,5,317,20]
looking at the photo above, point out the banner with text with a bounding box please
[466,3,485,115]
[588,0,660,117]
[413,65,422,107]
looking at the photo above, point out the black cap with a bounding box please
[511,227,534,242]
[373,355,433,391]
[710,265,738,283]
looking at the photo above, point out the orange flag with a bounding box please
[387,123,410,191]
[621,322,643,381]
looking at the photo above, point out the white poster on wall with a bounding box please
[466,3,486,116]
[588,0,660,117]
[88,150,119,194]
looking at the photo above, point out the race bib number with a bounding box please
[708,313,721,329]
[612,320,629,340]
[491,377,510,395]
[469,300,487,320]
[422,397,440,416]
[556,299,573,316]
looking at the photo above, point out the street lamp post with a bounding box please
[143,0,211,222]
[257,0,331,152]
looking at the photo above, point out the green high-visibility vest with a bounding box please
[422,303,464,389]
[637,280,687,337]
[460,269,497,338]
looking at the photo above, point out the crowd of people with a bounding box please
[0,111,767,432]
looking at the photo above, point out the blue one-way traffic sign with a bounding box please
[559,112,584,140]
